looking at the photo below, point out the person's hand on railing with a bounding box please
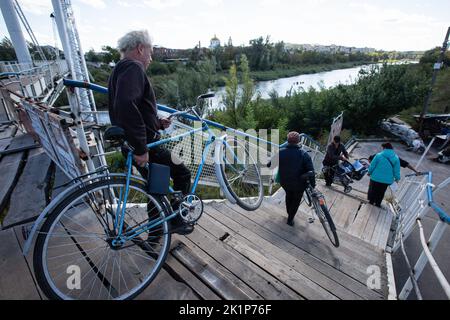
[405,172,428,178]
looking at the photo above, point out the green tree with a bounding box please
[214,54,256,130]
[101,46,120,63]
[0,37,16,61]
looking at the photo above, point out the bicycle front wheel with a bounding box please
[313,198,339,247]
[216,138,264,211]
[33,176,171,300]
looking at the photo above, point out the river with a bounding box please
[97,64,378,123]
[208,64,378,110]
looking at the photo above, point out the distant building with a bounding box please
[210,35,221,49]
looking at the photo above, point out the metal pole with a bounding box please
[419,27,450,136]
[0,0,32,65]
[51,0,96,173]
[415,136,436,170]
[399,219,448,299]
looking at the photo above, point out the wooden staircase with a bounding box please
[0,133,392,299]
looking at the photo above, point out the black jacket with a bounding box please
[278,144,315,191]
[108,58,162,155]
[323,142,349,166]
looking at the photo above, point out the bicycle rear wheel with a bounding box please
[312,197,339,247]
[216,138,264,211]
[33,176,171,300]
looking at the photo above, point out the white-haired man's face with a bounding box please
[124,43,153,69]
[136,43,153,69]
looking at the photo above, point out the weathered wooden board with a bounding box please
[0,138,12,153]
[348,203,374,238]
[136,264,200,300]
[0,228,42,299]
[209,202,384,300]
[171,239,257,300]
[164,248,221,300]
[0,125,17,140]
[205,205,377,300]
[0,150,25,218]
[184,223,292,300]
[259,200,383,264]
[3,149,52,227]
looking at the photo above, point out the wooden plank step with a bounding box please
[3,149,52,227]
[259,200,384,263]
[136,264,200,300]
[349,203,377,239]
[233,201,388,291]
[0,138,12,153]
[180,225,295,300]
[196,212,336,300]
[204,204,383,300]
[171,239,258,300]
[0,228,42,299]
[208,202,384,300]
[0,137,29,220]
[0,125,17,140]
[223,235,338,300]
[375,209,394,249]
[164,248,221,300]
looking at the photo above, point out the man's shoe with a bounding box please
[287,219,295,227]
[170,216,194,235]
[171,223,194,235]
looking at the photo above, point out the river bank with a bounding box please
[248,61,372,82]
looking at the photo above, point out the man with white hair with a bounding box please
[108,30,193,235]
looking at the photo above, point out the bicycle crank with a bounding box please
[178,194,204,224]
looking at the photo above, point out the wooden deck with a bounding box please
[0,128,391,300]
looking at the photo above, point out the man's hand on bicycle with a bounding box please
[160,118,172,129]
[134,152,149,167]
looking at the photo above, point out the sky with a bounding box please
[0,0,449,52]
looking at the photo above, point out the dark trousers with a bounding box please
[367,179,389,207]
[323,165,335,186]
[134,145,192,195]
[130,146,191,225]
[284,188,306,223]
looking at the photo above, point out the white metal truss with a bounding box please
[13,0,47,62]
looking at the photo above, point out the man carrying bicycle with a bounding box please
[269,132,315,226]
[108,30,193,235]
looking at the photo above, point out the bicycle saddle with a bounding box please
[104,126,125,143]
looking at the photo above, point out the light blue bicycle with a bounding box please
[32,95,264,300]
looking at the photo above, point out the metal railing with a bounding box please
[391,171,450,299]
[0,60,69,100]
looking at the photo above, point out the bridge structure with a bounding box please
[0,0,449,300]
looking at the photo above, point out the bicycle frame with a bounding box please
[111,113,233,242]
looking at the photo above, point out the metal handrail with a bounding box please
[62,79,283,147]
[393,171,450,300]
[426,172,450,223]
[416,219,450,299]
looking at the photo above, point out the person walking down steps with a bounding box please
[269,132,315,226]
[367,143,401,207]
